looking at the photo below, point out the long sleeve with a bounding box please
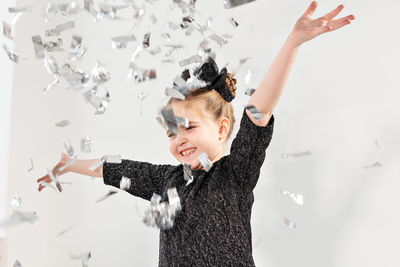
[226,108,275,193]
[103,159,176,201]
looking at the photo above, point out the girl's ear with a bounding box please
[218,118,230,142]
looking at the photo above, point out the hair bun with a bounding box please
[225,72,237,97]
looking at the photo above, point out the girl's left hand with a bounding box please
[290,1,355,46]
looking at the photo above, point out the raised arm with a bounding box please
[247,1,355,126]
[37,153,103,191]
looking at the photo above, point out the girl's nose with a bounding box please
[175,130,187,146]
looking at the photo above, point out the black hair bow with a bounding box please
[193,56,235,102]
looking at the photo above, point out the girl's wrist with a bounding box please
[286,32,302,49]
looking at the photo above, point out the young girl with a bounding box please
[37,2,354,266]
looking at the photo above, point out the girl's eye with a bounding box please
[168,126,195,138]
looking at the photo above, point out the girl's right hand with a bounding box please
[36,152,71,192]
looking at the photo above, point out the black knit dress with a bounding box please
[103,109,275,266]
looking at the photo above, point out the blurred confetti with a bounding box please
[143,188,181,230]
[281,190,304,206]
[363,161,382,169]
[283,217,296,228]
[95,190,118,203]
[69,251,91,267]
[281,151,312,159]
[198,152,212,171]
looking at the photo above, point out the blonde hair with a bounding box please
[167,72,237,140]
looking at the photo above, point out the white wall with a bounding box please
[3,0,400,266]
[0,0,16,266]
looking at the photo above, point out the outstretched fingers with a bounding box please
[37,174,50,183]
[329,15,355,31]
[322,4,344,21]
[302,1,318,18]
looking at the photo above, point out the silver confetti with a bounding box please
[131,3,145,19]
[281,151,312,159]
[209,34,227,46]
[167,188,181,210]
[43,52,61,77]
[91,61,110,84]
[57,224,76,236]
[64,139,75,157]
[57,156,77,173]
[89,158,105,171]
[120,176,131,191]
[164,43,184,57]
[149,14,158,24]
[363,162,383,169]
[245,88,256,96]
[281,190,304,206]
[142,32,151,48]
[43,2,80,23]
[69,251,91,267]
[179,55,202,67]
[32,35,45,58]
[9,6,32,13]
[245,70,252,84]
[45,21,75,36]
[283,217,296,228]
[130,44,143,62]
[11,195,22,209]
[160,107,188,135]
[374,139,380,149]
[198,39,212,56]
[43,38,64,52]
[95,190,118,202]
[183,163,193,186]
[147,46,161,55]
[0,210,39,229]
[105,154,122,164]
[239,57,252,65]
[180,16,194,29]
[166,21,179,31]
[111,34,136,49]
[3,21,13,40]
[162,58,175,64]
[83,86,110,115]
[245,105,264,120]
[127,63,156,82]
[161,33,171,41]
[165,87,185,100]
[55,120,71,127]
[2,44,19,63]
[27,157,34,172]
[143,188,181,230]
[223,0,256,9]
[60,63,91,89]
[156,116,168,130]
[81,136,91,153]
[198,152,213,172]
[228,17,239,27]
[43,78,60,95]
[47,168,72,191]
[69,35,82,56]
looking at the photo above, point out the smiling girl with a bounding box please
[37,2,355,266]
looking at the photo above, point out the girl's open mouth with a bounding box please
[180,147,197,157]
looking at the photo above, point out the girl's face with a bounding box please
[167,101,228,170]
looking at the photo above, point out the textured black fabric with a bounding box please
[103,108,275,266]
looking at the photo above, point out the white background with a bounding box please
[1,0,400,266]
